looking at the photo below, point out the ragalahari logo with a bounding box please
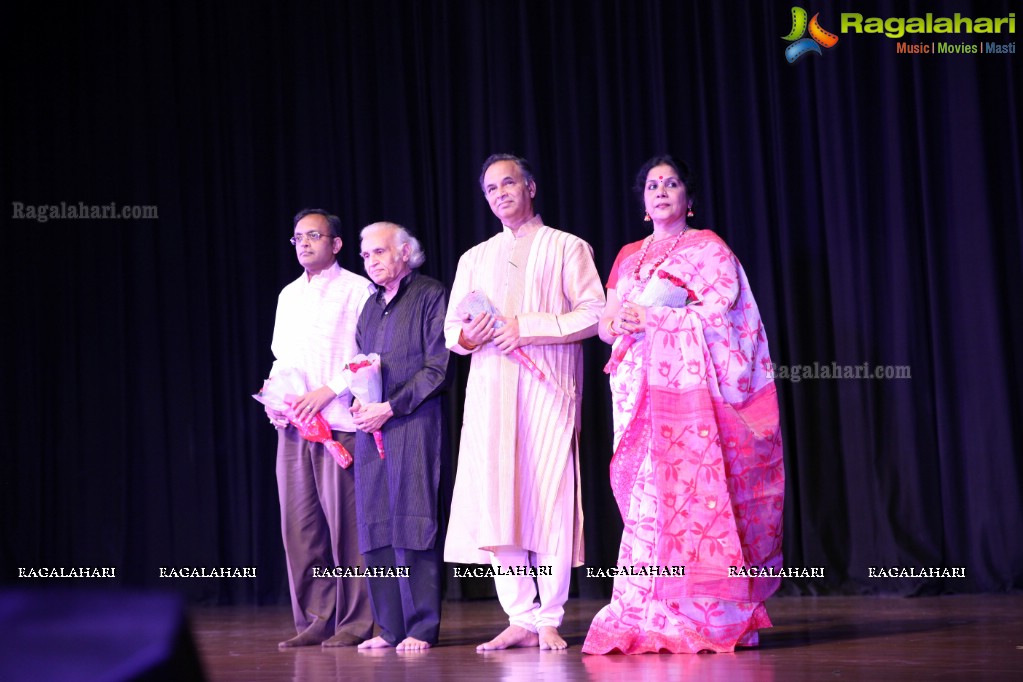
[783,7,839,62]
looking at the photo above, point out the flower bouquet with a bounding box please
[252,367,352,468]
[456,290,546,382]
[342,353,386,459]
[605,270,699,373]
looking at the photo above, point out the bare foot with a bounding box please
[357,636,394,650]
[476,625,539,651]
[396,636,432,651]
[538,625,567,650]
[278,630,328,648]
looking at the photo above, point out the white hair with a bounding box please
[360,222,425,269]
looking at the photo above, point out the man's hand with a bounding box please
[461,311,496,348]
[289,386,337,424]
[351,401,393,433]
[265,405,290,430]
[493,316,522,353]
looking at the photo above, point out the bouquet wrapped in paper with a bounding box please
[456,290,546,382]
[252,366,352,468]
[342,353,386,459]
[606,270,699,373]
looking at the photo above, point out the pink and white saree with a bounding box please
[583,229,785,655]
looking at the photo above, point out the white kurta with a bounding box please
[443,225,605,566]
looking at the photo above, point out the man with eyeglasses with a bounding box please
[264,208,374,648]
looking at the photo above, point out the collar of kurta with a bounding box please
[371,270,418,305]
[303,260,341,283]
[501,214,544,238]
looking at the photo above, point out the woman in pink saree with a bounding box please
[583,155,785,655]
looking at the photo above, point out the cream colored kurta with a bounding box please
[443,225,605,566]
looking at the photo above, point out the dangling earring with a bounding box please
[686,205,694,218]
[643,212,651,222]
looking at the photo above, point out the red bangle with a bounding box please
[459,330,479,350]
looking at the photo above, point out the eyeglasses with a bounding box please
[290,232,336,246]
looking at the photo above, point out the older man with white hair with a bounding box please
[351,222,451,651]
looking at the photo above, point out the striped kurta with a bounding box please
[443,225,605,565]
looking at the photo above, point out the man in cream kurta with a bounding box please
[444,154,605,651]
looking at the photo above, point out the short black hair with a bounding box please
[292,208,341,237]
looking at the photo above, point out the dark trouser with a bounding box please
[276,428,373,641]
[363,544,442,645]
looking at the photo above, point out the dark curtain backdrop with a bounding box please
[2,0,1020,604]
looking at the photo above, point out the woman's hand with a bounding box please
[618,302,647,334]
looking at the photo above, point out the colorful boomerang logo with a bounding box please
[782,7,839,63]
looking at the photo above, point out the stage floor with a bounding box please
[189,594,1022,680]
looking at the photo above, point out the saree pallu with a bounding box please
[583,230,784,655]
